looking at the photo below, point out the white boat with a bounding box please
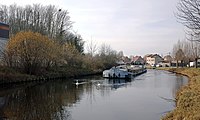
[103,65,147,79]
[103,66,132,79]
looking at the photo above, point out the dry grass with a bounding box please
[160,68,200,120]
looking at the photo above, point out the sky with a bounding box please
[3,0,185,56]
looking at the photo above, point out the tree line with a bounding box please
[0,4,84,52]
[172,40,200,67]
[172,0,200,67]
[0,4,120,76]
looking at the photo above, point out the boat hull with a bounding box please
[103,66,147,79]
[103,69,132,79]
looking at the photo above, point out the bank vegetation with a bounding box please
[161,68,200,120]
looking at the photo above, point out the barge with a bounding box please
[103,65,147,79]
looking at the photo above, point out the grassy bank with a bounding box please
[159,68,200,120]
[0,66,102,84]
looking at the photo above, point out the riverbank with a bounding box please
[0,66,35,84]
[159,68,200,120]
[0,66,102,85]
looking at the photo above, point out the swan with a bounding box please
[75,80,79,85]
[97,82,101,86]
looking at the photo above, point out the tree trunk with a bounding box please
[195,58,198,68]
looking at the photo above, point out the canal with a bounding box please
[0,69,188,120]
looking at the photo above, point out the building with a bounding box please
[189,59,200,67]
[122,56,131,64]
[131,56,144,65]
[0,22,9,60]
[143,54,151,64]
[0,22,9,49]
[157,55,173,67]
[146,54,163,66]
[163,55,173,62]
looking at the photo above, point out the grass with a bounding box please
[159,67,200,120]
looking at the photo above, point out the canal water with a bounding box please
[0,69,188,120]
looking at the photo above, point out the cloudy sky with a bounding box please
[3,0,185,56]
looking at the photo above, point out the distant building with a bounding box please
[171,60,187,67]
[163,55,173,63]
[122,56,131,64]
[146,54,163,66]
[0,22,9,59]
[190,61,195,67]
[116,60,125,65]
[189,59,200,67]
[157,55,173,67]
[131,56,144,65]
[143,54,151,64]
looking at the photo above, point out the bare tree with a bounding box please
[172,38,200,67]
[176,0,200,41]
[117,51,124,59]
[0,4,72,39]
[97,43,118,69]
[98,43,113,56]
[86,39,98,57]
[0,4,85,53]
[175,48,185,67]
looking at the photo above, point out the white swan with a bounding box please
[75,80,79,85]
[97,82,101,86]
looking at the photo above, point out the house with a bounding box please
[0,22,9,53]
[143,54,151,64]
[171,60,187,67]
[131,56,144,65]
[189,59,200,67]
[116,60,125,65]
[158,55,173,67]
[0,22,9,62]
[163,55,173,62]
[145,54,163,66]
[122,56,131,64]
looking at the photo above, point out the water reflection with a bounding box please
[0,81,79,120]
[0,70,188,120]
